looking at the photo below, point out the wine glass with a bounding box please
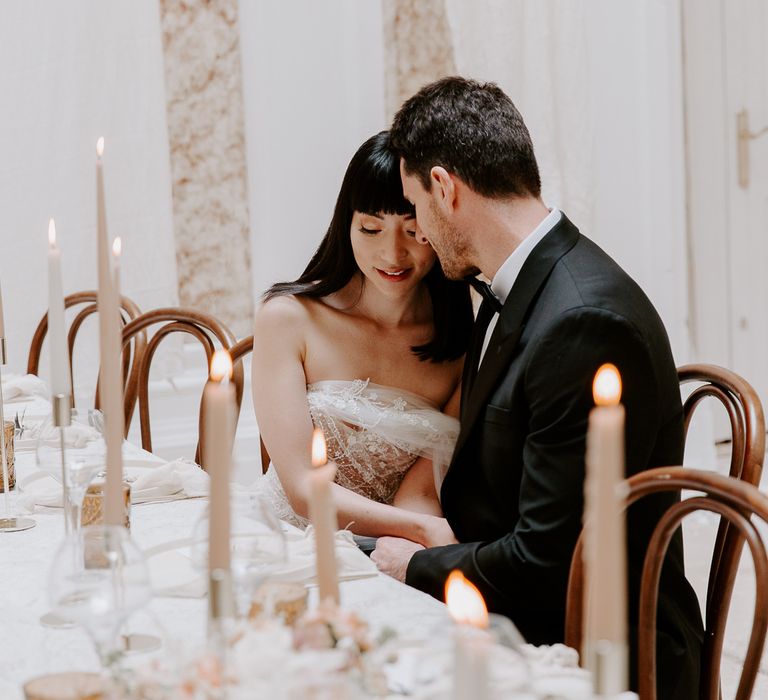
[234,493,288,616]
[191,492,288,618]
[37,409,105,628]
[48,525,151,697]
[36,408,105,526]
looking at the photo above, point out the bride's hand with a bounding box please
[420,516,458,548]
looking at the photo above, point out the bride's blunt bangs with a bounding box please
[264,131,472,363]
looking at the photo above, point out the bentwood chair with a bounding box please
[120,308,244,469]
[565,365,765,699]
[566,467,768,700]
[677,364,765,696]
[27,291,146,431]
[230,334,271,474]
[678,363,765,488]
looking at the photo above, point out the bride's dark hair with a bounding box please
[264,130,472,362]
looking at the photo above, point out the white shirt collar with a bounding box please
[490,208,562,305]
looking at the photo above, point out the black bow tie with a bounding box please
[465,276,502,313]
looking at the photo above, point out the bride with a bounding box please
[252,131,473,548]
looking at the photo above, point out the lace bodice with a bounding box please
[260,379,459,528]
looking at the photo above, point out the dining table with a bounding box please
[0,380,634,699]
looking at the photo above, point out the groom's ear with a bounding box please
[429,166,457,213]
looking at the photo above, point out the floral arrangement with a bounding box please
[293,598,381,654]
[132,602,395,699]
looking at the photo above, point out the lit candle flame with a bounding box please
[48,218,56,246]
[311,428,327,467]
[593,363,622,406]
[209,349,233,383]
[96,136,105,158]
[445,570,489,628]
[112,237,122,258]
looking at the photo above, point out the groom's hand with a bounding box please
[371,537,424,582]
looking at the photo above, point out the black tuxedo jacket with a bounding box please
[406,215,704,700]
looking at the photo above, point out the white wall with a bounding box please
[238,0,387,304]
[0,0,178,389]
[447,0,691,364]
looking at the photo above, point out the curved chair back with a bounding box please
[677,364,765,696]
[27,291,146,430]
[566,467,768,700]
[230,335,270,474]
[121,308,243,468]
[566,364,765,699]
[678,363,765,485]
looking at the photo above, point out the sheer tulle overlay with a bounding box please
[260,379,459,528]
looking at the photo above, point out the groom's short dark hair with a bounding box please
[391,76,541,199]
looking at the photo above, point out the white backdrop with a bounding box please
[0,0,178,386]
[0,0,691,368]
[447,0,690,364]
[0,0,709,464]
[238,0,387,302]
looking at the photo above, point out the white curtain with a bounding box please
[0,0,178,389]
[238,0,387,303]
[446,0,690,366]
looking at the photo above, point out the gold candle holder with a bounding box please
[209,568,235,621]
[248,581,308,626]
[0,420,15,492]
[23,671,102,700]
[81,479,131,530]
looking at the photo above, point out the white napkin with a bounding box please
[0,373,47,402]
[130,459,209,502]
[17,458,208,509]
[276,526,379,585]
[33,422,101,448]
[148,526,378,599]
[144,539,205,597]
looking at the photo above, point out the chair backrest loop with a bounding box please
[27,291,145,431]
[230,335,270,474]
[567,466,768,700]
[120,308,244,469]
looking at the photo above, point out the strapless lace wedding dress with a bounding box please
[260,379,459,528]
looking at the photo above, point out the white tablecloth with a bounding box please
[0,395,632,699]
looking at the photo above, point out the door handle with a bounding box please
[737,109,768,189]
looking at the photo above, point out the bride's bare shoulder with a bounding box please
[254,294,337,334]
[256,294,309,327]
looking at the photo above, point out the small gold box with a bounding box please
[23,671,102,700]
[248,581,308,626]
[1,420,15,492]
[81,480,131,530]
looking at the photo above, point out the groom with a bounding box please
[371,77,703,700]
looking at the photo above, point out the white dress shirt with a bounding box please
[478,208,562,366]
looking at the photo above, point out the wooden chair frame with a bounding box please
[27,291,146,431]
[567,467,768,700]
[567,364,765,699]
[230,335,271,474]
[677,364,765,697]
[564,365,766,699]
[120,308,244,468]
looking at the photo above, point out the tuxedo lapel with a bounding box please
[453,216,581,457]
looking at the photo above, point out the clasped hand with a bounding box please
[372,516,457,582]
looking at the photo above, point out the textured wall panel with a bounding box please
[383,0,456,119]
[159,0,253,336]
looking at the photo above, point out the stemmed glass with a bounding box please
[233,493,288,617]
[35,408,106,522]
[36,409,104,628]
[65,458,101,565]
[48,525,151,698]
[191,492,288,618]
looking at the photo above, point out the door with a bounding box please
[724,0,768,409]
[683,0,768,427]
